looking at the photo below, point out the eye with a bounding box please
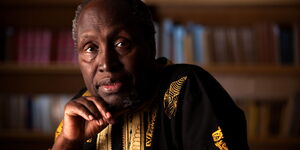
[79,42,99,61]
[114,38,132,55]
[116,41,129,48]
[83,43,98,53]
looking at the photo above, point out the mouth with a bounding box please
[95,77,126,94]
[100,81,123,93]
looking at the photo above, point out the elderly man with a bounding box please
[52,0,249,149]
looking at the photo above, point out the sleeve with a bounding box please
[171,66,249,150]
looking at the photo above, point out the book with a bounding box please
[247,100,260,139]
[294,22,300,65]
[227,27,242,64]
[287,93,300,137]
[0,29,6,62]
[0,94,72,133]
[40,29,52,64]
[173,25,185,63]
[184,25,193,64]
[258,100,270,137]
[279,24,294,65]
[161,19,174,59]
[187,23,206,64]
[211,27,229,64]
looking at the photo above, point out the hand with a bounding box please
[52,96,115,150]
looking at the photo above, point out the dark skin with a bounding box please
[52,0,157,149]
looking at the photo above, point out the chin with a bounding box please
[102,90,141,113]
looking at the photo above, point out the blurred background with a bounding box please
[0,0,299,149]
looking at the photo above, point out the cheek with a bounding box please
[121,48,152,79]
[78,58,96,91]
[120,49,142,74]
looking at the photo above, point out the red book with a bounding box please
[17,29,26,63]
[41,29,52,64]
[33,29,42,64]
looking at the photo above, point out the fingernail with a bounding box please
[106,112,111,118]
[88,115,94,120]
[98,119,103,125]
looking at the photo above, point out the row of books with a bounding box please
[158,19,300,65]
[0,28,76,64]
[1,21,299,65]
[0,94,71,134]
[235,94,300,139]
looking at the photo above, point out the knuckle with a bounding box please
[64,101,74,110]
[86,100,95,107]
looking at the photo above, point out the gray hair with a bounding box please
[71,0,156,51]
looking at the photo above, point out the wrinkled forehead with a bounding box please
[79,0,133,28]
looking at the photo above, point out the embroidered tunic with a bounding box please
[55,64,249,150]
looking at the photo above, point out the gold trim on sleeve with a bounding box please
[212,126,229,150]
[54,121,63,141]
[163,76,187,119]
[83,91,92,96]
[145,107,157,147]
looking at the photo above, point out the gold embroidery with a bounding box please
[123,112,145,150]
[163,76,187,119]
[83,91,92,96]
[54,121,63,141]
[212,127,229,150]
[146,108,157,147]
[54,90,158,150]
[97,125,112,150]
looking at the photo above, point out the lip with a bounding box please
[100,81,123,93]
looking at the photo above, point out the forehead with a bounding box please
[79,0,132,29]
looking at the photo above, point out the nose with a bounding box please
[97,46,121,73]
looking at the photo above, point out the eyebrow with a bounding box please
[106,25,130,39]
[78,32,98,44]
[79,25,131,43]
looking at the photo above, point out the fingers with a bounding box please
[65,96,115,124]
[75,98,101,119]
[64,101,95,121]
[84,97,115,124]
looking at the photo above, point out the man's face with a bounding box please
[77,0,154,112]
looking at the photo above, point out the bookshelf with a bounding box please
[0,64,84,94]
[1,0,300,150]
[0,131,53,150]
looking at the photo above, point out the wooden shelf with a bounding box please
[0,0,78,28]
[1,64,299,76]
[0,63,81,75]
[1,1,299,150]
[202,64,300,76]
[0,131,53,150]
[0,0,80,6]
[1,63,299,75]
[0,130,52,140]
[1,64,299,96]
[146,0,300,6]
[249,137,300,150]
[0,64,84,94]
[1,130,300,150]
[152,4,300,25]
[1,0,300,6]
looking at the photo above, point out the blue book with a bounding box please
[161,19,174,59]
[188,23,205,64]
[173,25,185,63]
[279,25,294,64]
